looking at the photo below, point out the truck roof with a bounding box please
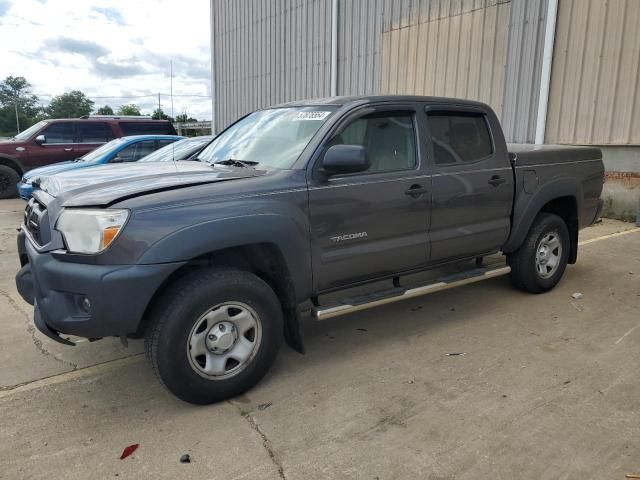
[272,95,491,109]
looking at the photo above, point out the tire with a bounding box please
[508,213,570,294]
[0,165,19,199]
[144,268,283,404]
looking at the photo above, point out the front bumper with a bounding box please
[17,181,34,201]
[15,229,184,343]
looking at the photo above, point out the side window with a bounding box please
[40,122,74,144]
[113,140,157,162]
[332,112,416,173]
[427,113,493,165]
[156,139,175,149]
[76,122,114,143]
[120,122,173,135]
[133,140,157,160]
[113,143,137,162]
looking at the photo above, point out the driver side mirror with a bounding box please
[34,134,46,145]
[322,145,369,175]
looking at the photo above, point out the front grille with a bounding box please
[24,199,46,245]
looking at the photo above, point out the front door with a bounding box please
[426,108,513,263]
[308,107,431,291]
[26,121,76,168]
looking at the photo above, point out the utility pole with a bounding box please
[170,60,174,119]
[157,93,161,118]
[14,99,20,133]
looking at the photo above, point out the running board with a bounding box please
[313,265,511,321]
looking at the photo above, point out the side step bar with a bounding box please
[314,265,511,321]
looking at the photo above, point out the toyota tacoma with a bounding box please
[15,96,604,404]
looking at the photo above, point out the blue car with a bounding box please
[17,134,184,200]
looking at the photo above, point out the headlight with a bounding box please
[56,209,129,254]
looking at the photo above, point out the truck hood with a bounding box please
[23,160,85,182]
[39,161,266,207]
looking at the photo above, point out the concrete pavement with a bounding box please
[0,198,639,479]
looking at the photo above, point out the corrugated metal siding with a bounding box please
[501,0,548,143]
[378,0,511,116]
[336,0,387,96]
[546,0,640,145]
[212,0,547,138]
[212,0,332,130]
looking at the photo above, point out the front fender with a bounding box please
[137,213,313,301]
[503,176,582,253]
[0,154,25,174]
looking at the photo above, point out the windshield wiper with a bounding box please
[213,158,258,168]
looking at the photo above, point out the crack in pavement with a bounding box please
[0,353,143,394]
[0,288,78,371]
[229,400,286,480]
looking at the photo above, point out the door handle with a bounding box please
[64,147,73,152]
[488,175,506,187]
[405,184,428,198]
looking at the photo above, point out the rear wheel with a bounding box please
[145,268,283,404]
[508,213,570,293]
[0,165,19,199]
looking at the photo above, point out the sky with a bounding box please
[0,0,212,120]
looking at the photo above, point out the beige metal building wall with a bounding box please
[378,0,511,116]
[545,0,640,145]
[212,0,333,129]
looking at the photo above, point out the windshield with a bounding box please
[196,106,338,168]
[14,121,47,140]
[139,136,212,162]
[78,138,127,163]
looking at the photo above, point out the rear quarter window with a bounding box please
[119,122,176,135]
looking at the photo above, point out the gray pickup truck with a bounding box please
[15,96,604,404]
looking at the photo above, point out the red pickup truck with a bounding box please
[0,116,176,198]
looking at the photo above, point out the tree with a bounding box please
[152,108,173,122]
[45,90,94,118]
[0,76,41,135]
[96,105,114,115]
[117,104,141,116]
[175,112,198,123]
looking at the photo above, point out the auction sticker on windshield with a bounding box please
[294,111,332,121]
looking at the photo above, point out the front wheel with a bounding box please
[508,213,570,293]
[0,165,19,199]
[145,268,283,404]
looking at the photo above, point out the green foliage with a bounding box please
[151,108,173,122]
[175,112,198,123]
[45,90,94,118]
[0,76,42,136]
[96,105,114,115]
[117,104,141,116]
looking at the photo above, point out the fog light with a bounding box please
[80,297,91,314]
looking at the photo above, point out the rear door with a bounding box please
[308,104,431,291]
[426,106,513,263]
[74,121,115,158]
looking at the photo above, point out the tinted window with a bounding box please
[41,122,74,144]
[120,122,174,135]
[113,140,158,162]
[156,139,176,149]
[427,113,493,165]
[76,122,114,143]
[331,112,416,172]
